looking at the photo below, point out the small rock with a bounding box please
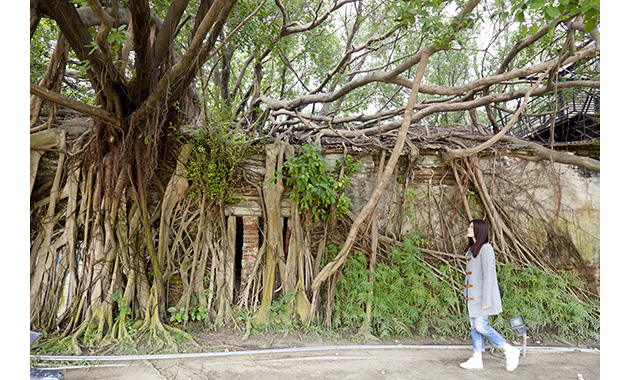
[380,370,386,375]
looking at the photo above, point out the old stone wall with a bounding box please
[225,149,600,292]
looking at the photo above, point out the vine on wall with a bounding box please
[283,144,359,222]
[184,122,250,206]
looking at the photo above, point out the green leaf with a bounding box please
[545,5,559,18]
[584,17,598,33]
[530,23,540,34]
[531,1,546,9]
[583,7,599,19]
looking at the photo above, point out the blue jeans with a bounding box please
[469,315,507,352]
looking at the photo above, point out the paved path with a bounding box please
[49,346,599,380]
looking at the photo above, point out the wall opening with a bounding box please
[235,216,263,301]
[282,217,290,259]
[233,216,243,301]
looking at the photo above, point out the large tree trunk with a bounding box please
[287,199,313,323]
[29,0,238,347]
[254,141,289,324]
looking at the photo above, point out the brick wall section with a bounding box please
[241,216,259,288]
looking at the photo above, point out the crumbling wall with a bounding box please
[224,149,600,296]
[341,150,599,290]
[478,155,600,265]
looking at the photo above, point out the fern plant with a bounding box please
[496,263,599,341]
[329,232,599,343]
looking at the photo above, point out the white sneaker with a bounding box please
[504,345,520,371]
[459,355,483,370]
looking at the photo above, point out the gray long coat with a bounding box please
[465,243,503,318]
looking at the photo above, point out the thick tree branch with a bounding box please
[32,0,106,78]
[30,84,119,126]
[167,0,242,107]
[495,19,556,76]
[132,0,237,122]
[191,0,212,38]
[30,7,42,39]
[264,42,597,112]
[32,0,129,115]
[441,67,551,162]
[452,133,599,172]
[129,0,156,104]
[270,78,597,141]
[87,0,115,56]
[154,0,190,66]
[319,79,598,139]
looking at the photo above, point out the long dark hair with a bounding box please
[467,219,489,258]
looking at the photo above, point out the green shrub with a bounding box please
[496,263,599,341]
[330,234,599,342]
[184,122,249,206]
[331,238,468,340]
[283,144,358,223]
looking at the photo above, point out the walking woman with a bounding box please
[459,219,520,371]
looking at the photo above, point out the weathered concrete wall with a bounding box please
[226,150,600,287]
[477,156,600,266]
[341,151,599,267]
[343,152,460,247]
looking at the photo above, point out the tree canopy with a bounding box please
[31,0,599,149]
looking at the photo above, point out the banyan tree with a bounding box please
[29,0,600,352]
